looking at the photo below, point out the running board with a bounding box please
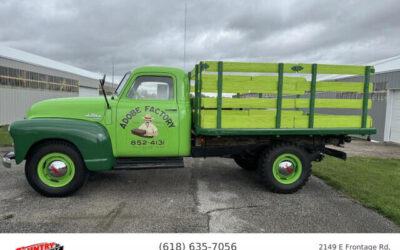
[114,157,184,170]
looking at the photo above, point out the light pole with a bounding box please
[183,0,187,70]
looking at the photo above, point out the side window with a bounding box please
[127,76,174,100]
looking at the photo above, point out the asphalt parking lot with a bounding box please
[0,150,399,233]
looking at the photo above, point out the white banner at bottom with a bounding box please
[0,233,398,250]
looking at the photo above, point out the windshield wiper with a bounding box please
[99,74,111,109]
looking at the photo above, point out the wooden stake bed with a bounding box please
[189,61,376,136]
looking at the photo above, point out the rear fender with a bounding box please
[9,118,115,171]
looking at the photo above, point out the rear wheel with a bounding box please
[258,143,311,193]
[234,155,258,170]
[25,141,88,197]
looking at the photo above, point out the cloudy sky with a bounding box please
[0,0,399,81]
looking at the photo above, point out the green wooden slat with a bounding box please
[201,98,372,109]
[189,67,196,80]
[194,64,199,128]
[187,71,192,95]
[317,64,368,75]
[205,61,280,73]
[202,98,290,108]
[276,63,284,128]
[217,61,223,129]
[200,110,373,129]
[201,110,300,129]
[362,66,371,128]
[308,64,317,128]
[204,61,373,75]
[195,74,372,93]
[296,114,373,129]
[308,81,373,93]
[199,62,203,128]
[296,99,372,109]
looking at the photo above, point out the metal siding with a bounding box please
[0,56,101,125]
[328,71,400,141]
[369,98,387,141]
[79,86,99,97]
[386,71,398,89]
[389,90,400,143]
[0,86,77,125]
[0,56,99,89]
[335,70,400,89]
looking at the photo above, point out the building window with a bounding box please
[0,65,79,92]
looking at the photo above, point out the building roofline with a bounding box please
[0,45,102,80]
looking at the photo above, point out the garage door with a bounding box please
[79,86,99,97]
[389,90,400,143]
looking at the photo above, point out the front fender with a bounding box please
[9,118,115,171]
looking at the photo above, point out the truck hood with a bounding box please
[26,97,108,122]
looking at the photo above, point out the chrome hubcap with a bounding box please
[48,161,67,177]
[278,161,294,176]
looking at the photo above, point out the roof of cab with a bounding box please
[132,66,186,77]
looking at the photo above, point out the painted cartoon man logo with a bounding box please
[131,114,159,138]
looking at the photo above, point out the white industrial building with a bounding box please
[331,55,400,143]
[0,45,109,125]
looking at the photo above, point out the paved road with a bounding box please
[0,156,398,233]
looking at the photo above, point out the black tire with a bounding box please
[234,155,258,170]
[25,141,88,197]
[258,143,311,194]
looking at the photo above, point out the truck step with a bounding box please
[114,157,184,170]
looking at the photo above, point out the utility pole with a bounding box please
[112,56,114,85]
[183,0,187,70]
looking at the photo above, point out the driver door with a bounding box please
[115,74,180,157]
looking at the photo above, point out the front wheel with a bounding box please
[25,141,88,197]
[258,143,311,193]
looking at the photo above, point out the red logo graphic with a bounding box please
[16,242,63,250]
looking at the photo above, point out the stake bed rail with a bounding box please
[189,61,376,136]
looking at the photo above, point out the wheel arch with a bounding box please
[26,138,82,163]
[10,118,115,171]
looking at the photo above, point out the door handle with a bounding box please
[165,108,177,112]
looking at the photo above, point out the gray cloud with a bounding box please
[0,0,399,81]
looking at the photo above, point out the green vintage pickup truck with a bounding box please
[2,61,376,196]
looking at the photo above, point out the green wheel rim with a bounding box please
[272,153,302,184]
[37,153,75,187]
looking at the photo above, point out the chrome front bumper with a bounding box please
[1,151,14,168]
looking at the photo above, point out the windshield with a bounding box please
[114,72,131,96]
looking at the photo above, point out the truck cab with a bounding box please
[113,66,191,158]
